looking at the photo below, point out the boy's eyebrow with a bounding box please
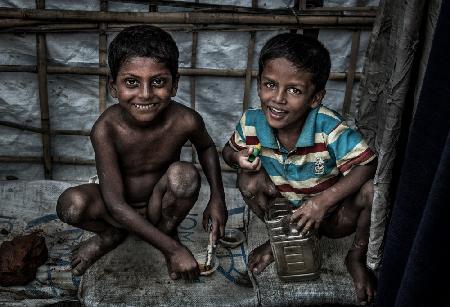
[120,72,171,78]
[261,75,308,88]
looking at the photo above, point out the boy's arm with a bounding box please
[91,123,199,280]
[188,113,227,244]
[291,160,377,234]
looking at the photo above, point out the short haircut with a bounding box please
[258,33,331,93]
[108,25,179,82]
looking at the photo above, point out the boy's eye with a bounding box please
[151,78,166,87]
[288,87,302,95]
[264,81,276,89]
[125,79,139,87]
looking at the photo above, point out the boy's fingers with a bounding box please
[291,209,302,222]
[210,221,219,244]
[202,213,209,231]
[220,223,225,238]
[296,215,308,230]
[301,220,313,235]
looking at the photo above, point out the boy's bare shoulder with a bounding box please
[90,104,123,141]
[170,101,205,129]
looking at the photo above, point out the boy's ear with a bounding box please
[309,89,325,108]
[109,77,118,98]
[171,73,180,97]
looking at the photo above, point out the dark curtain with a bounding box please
[376,1,450,306]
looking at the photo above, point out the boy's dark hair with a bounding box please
[258,33,331,93]
[108,25,179,82]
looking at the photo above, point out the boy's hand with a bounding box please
[168,245,200,281]
[290,197,328,235]
[202,198,228,244]
[235,147,261,172]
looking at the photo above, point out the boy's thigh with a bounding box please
[319,186,370,239]
[58,183,120,227]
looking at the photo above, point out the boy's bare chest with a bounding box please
[114,127,187,165]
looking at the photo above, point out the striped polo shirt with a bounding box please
[228,105,376,207]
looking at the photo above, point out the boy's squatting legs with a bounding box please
[237,168,281,274]
[238,168,375,305]
[56,161,200,278]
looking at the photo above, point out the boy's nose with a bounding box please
[139,84,153,100]
[273,89,286,104]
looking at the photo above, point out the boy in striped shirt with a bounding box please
[223,33,377,305]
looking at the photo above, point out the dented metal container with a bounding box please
[264,202,322,282]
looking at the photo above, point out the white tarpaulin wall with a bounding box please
[0,0,378,186]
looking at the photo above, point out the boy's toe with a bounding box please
[169,271,180,280]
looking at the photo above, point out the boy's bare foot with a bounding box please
[71,229,126,276]
[345,248,376,305]
[248,240,274,274]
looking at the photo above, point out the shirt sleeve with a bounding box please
[228,112,248,151]
[326,122,377,175]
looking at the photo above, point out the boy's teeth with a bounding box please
[133,103,155,110]
[270,107,285,113]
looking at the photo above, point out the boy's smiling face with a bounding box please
[110,56,178,124]
[258,57,324,134]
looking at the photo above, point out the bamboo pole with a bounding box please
[242,31,256,112]
[99,0,108,114]
[0,120,90,136]
[0,155,236,172]
[99,0,378,15]
[1,22,372,33]
[190,29,198,164]
[342,30,361,118]
[0,8,375,27]
[35,0,52,179]
[0,65,359,80]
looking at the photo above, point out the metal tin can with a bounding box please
[264,202,322,282]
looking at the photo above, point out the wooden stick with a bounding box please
[36,0,52,179]
[99,0,108,114]
[342,30,361,118]
[0,8,375,26]
[242,31,256,112]
[190,30,199,164]
[98,0,377,15]
[1,22,373,33]
[0,65,359,80]
[0,120,89,136]
[0,155,236,172]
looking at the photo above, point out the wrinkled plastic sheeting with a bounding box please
[0,0,377,182]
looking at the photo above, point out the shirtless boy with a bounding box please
[57,25,227,281]
[222,33,377,304]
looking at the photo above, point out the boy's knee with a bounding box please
[56,187,87,225]
[237,171,278,200]
[166,161,200,198]
[237,173,259,200]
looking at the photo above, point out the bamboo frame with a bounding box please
[0,65,359,80]
[342,30,361,118]
[99,0,108,113]
[36,0,52,179]
[0,8,375,27]
[0,3,374,177]
[242,31,256,112]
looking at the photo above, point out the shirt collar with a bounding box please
[296,106,319,148]
[256,106,320,149]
